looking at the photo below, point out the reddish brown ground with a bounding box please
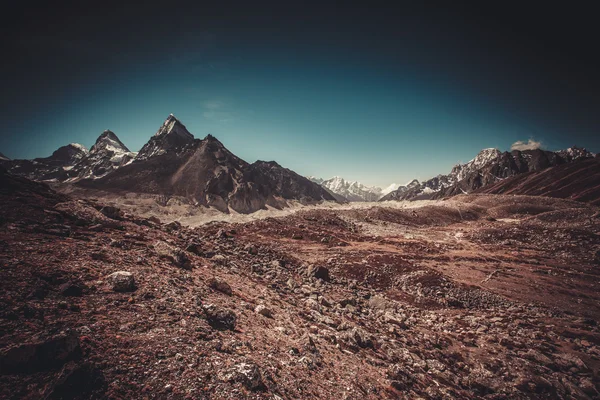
[1,173,599,399]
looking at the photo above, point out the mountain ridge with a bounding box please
[380,146,596,202]
[74,116,335,213]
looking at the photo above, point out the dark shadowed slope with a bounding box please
[475,157,600,205]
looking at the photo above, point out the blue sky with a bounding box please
[2,3,598,188]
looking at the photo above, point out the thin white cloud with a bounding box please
[201,100,232,122]
[202,100,224,110]
[511,139,542,151]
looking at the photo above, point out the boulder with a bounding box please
[255,304,273,318]
[208,278,233,296]
[0,334,81,373]
[204,304,237,331]
[154,241,191,270]
[59,282,84,297]
[107,271,136,292]
[225,362,265,391]
[307,265,330,282]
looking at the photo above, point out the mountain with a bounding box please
[309,176,383,201]
[1,143,88,181]
[475,156,600,205]
[379,179,425,201]
[381,183,401,195]
[78,116,335,213]
[381,146,596,202]
[67,130,136,180]
[1,130,137,182]
[0,152,9,161]
[135,114,194,161]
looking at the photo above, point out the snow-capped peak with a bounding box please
[557,146,595,160]
[470,148,501,166]
[381,183,401,195]
[90,130,130,154]
[403,179,419,188]
[314,176,384,201]
[68,143,89,153]
[136,115,195,161]
[154,114,194,140]
[306,176,324,185]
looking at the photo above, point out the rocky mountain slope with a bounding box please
[66,130,136,181]
[1,130,137,183]
[1,143,89,181]
[1,170,599,399]
[381,147,596,202]
[135,114,194,161]
[309,176,384,201]
[78,117,335,213]
[476,156,600,205]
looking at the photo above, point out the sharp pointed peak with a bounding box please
[98,129,118,139]
[90,130,130,153]
[153,114,194,139]
[164,113,182,124]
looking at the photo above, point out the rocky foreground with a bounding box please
[1,170,599,399]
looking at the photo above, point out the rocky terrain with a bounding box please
[381,147,596,202]
[1,168,599,399]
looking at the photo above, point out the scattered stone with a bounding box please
[208,278,233,296]
[154,241,191,269]
[97,205,123,220]
[59,282,84,297]
[203,304,237,331]
[225,362,265,391]
[255,304,273,318]
[107,271,136,292]
[341,327,374,349]
[307,265,330,282]
[245,244,258,255]
[212,254,227,264]
[165,221,182,232]
[186,242,203,255]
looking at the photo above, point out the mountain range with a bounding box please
[2,115,598,211]
[380,147,597,202]
[0,114,334,214]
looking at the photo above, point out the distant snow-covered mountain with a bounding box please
[308,176,386,201]
[381,183,401,195]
